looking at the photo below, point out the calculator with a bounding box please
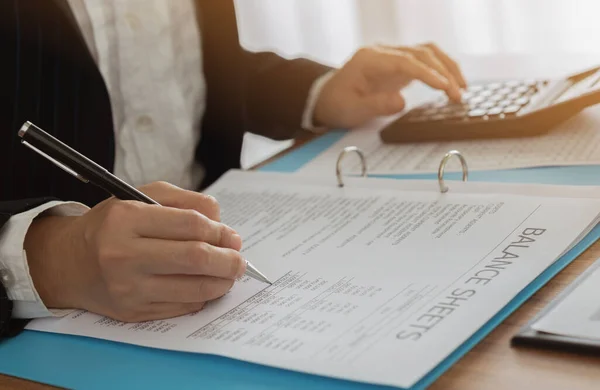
[380,66,600,143]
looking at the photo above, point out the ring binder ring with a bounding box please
[336,146,367,187]
[438,150,468,193]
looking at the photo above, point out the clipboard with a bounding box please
[2,130,600,390]
[512,257,600,353]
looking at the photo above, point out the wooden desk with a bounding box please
[2,133,600,390]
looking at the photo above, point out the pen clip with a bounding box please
[21,140,89,183]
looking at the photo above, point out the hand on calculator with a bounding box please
[380,66,600,143]
[312,43,467,129]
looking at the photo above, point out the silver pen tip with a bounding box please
[254,268,273,285]
[245,260,273,285]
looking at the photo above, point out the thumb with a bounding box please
[360,92,406,119]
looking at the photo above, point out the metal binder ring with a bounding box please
[438,150,468,193]
[336,146,367,187]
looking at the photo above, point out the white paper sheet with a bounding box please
[531,257,600,340]
[299,106,600,175]
[27,171,600,388]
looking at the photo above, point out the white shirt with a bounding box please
[0,0,332,318]
[71,0,206,189]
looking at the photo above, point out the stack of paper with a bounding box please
[28,171,600,388]
[300,106,600,175]
[529,257,600,341]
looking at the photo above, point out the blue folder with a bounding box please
[2,131,600,390]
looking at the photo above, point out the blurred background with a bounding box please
[236,0,600,168]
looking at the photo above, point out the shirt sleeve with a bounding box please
[301,70,337,132]
[0,201,89,319]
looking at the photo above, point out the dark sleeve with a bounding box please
[0,0,115,205]
[244,51,332,139]
[0,281,12,338]
[197,0,332,142]
[0,284,27,339]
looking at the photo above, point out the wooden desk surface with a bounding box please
[3,136,600,390]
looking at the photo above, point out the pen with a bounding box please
[18,121,272,285]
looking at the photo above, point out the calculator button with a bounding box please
[505,80,521,88]
[486,82,502,90]
[488,94,504,102]
[479,90,493,98]
[461,91,475,101]
[507,92,522,100]
[514,97,530,106]
[497,87,512,96]
[468,96,485,105]
[515,86,530,94]
[498,100,513,107]
[486,107,503,116]
[479,101,496,109]
[468,109,487,118]
[503,105,521,114]
[467,85,484,93]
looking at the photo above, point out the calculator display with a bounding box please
[554,69,600,104]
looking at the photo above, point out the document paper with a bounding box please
[28,171,600,388]
[531,257,600,340]
[300,106,600,175]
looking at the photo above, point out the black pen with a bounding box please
[18,121,272,285]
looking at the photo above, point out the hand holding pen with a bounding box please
[19,122,270,323]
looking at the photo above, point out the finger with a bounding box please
[365,47,450,92]
[145,275,235,303]
[138,181,221,222]
[400,47,462,102]
[421,43,467,88]
[129,203,242,250]
[135,239,246,279]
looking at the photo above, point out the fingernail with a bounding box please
[230,233,243,251]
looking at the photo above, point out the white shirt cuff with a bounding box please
[301,70,337,132]
[0,201,89,318]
